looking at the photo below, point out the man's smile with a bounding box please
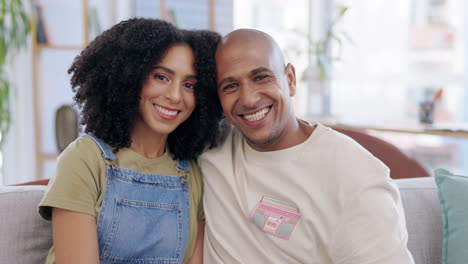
[240,106,272,122]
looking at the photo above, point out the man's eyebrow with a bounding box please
[152,66,198,80]
[251,67,273,76]
[218,77,236,89]
[217,67,273,88]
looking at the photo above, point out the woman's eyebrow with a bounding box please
[151,66,174,74]
[185,75,198,80]
[152,66,197,80]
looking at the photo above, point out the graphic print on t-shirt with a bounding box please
[250,195,302,240]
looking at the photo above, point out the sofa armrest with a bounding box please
[0,185,52,263]
[396,177,442,264]
[14,179,50,186]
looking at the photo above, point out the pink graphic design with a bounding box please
[249,196,301,240]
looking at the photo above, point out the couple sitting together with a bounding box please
[38,18,415,264]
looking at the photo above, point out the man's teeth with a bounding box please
[155,105,178,116]
[243,108,269,122]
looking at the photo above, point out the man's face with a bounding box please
[215,41,297,151]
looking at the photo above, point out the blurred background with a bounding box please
[1,0,468,185]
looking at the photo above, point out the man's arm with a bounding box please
[329,178,414,264]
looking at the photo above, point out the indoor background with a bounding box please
[1,0,467,185]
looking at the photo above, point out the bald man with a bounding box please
[198,29,414,263]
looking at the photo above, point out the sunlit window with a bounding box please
[332,0,466,124]
[331,0,468,174]
[232,0,468,174]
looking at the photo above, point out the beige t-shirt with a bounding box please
[199,123,414,264]
[39,137,204,264]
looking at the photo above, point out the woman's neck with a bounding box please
[130,121,168,159]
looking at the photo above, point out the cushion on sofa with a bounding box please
[0,185,52,263]
[0,178,444,264]
[396,177,442,264]
[434,168,468,264]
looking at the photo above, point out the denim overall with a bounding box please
[85,134,190,264]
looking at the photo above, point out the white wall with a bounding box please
[1,2,35,185]
[1,0,133,185]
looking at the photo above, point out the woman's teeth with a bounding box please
[155,105,178,116]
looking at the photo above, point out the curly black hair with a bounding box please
[68,18,223,160]
[168,29,224,158]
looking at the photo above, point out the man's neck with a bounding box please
[247,118,315,152]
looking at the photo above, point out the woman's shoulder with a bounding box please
[56,136,104,169]
[188,159,201,173]
[60,135,100,155]
[188,159,202,181]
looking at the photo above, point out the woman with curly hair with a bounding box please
[38,18,222,264]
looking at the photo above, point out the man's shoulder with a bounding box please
[314,124,388,172]
[199,123,241,161]
[309,125,391,197]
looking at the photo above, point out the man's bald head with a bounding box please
[216,29,286,70]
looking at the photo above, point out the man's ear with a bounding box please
[285,63,296,96]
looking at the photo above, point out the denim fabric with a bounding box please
[85,135,190,264]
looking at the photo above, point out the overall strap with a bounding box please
[176,160,189,184]
[83,134,117,161]
[176,160,189,172]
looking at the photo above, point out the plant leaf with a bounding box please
[0,0,30,146]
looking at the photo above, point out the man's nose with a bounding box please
[239,82,259,108]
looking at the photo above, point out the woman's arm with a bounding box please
[52,208,100,264]
[187,220,205,264]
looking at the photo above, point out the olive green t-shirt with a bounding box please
[39,137,204,264]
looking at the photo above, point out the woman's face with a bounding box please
[136,44,197,137]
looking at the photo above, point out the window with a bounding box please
[332,0,467,124]
[330,0,468,174]
[232,0,468,174]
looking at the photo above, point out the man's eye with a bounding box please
[255,75,268,81]
[223,83,238,90]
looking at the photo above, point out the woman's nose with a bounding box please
[165,82,181,103]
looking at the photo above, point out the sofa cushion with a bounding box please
[0,185,52,264]
[396,177,442,264]
[434,168,468,264]
[0,179,444,264]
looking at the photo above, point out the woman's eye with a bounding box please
[154,74,168,81]
[184,83,195,89]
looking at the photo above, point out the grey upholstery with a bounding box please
[0,186,52,263]
[397,177,442,264]
[0,177,442,264]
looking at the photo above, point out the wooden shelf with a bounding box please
[40,153,59,161]
[30,0,220,180]
[302,113,468,139]
[32,0,89,180]
[35,44,85,50]
[325,121,468,139]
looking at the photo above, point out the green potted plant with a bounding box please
[309,6,350,81]
[298,5,351,117]
[0,0,30,146]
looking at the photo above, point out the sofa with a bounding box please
[0,177,442,264]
